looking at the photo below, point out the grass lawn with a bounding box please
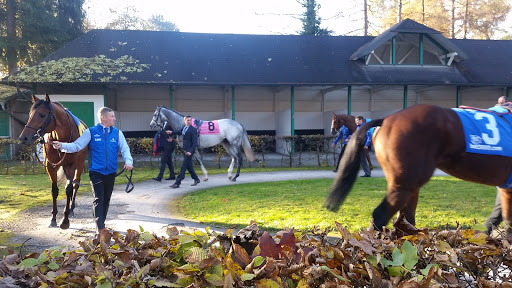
[176,176,497,232]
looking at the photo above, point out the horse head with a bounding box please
[149,106,168,130]
[18,93,56,145]
[331,112,340,135]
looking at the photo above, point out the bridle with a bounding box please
[26,102,74,168]
[24,102,56,140]
[331,117,341,133]
[152,106,167,129]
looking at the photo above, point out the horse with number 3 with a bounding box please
[325,104,512,235]
[18,94,88,229]
[149,106,255,181]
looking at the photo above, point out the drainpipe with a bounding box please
[403,85,408,109]
[347,85,352,115]
[168,85,174,109]
[231,86,235,120]
[456,86,461,107]
[291,86,295,154]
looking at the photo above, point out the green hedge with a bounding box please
[0,134,341,174]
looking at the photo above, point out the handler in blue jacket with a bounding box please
[331,125,351,172]
[355,115,372,177]
[52,107,133,234]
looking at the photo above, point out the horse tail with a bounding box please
[242,128,255,162]
[324,119,384,212]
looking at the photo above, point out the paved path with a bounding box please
[11,168,448,251]
[102,168,448,236]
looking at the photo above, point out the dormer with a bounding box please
[350,19,467,66]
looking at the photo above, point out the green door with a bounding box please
[0,111,10,159]
[60,102,95,128]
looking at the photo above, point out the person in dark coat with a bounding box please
[153,123,176,181]
[170,115,200,188]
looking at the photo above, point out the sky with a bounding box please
[82,0,512,37]
[83,0,372,36]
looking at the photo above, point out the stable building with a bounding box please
[2,18,511,156]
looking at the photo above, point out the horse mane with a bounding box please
[31,99,65,112]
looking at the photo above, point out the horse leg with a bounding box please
[231,149,244,182]
[195,149,208,181]
[47,167,59,227]
[222,142,237,180]
[372,183,420,231]
[59,177,73,229]
[500,188,512,236]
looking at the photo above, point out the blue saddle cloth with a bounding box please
[65,109,81,128]
[453,108,512,188]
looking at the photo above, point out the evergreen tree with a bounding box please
[0,0,85,75]
[298,0,332,35]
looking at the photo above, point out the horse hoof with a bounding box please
[59,220,70,229]
[69,211,74,218]
[228,176,233,180]
[203,178,208,182]
[49,220,58,227]
[231,178,237,182]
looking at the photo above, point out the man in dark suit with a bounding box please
[153,123,176,181]
[170,115,200,188]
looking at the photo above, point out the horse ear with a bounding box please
[31,94,39,103]
[44,93,50,102]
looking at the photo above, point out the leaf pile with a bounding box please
[0,218,511,287]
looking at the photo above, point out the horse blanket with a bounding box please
[453,108,512,188]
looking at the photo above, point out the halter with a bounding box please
[24,102,56,140]
[27,102,74,168]
[152,106,166,129]
[332,117,341,133]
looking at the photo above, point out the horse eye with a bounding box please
[39,113,46,118]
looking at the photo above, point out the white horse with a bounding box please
[149,106,256,181]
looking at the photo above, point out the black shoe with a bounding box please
[170,183,180,188]
[360,175,371,178]
[153,177,162,182]
[191,179,200,186]
[165,176,176,180]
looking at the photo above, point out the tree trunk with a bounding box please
[451,0,456,38]
[364,0,368,36]
[397,0,402,23]
[463,0,469,39]
[6,0,18,75]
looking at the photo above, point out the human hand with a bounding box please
[124,164,133,171]
[363,146,368,150]
[166,130,172,134]
[51,141,62,150]
[185,152,191,156]
[331,143,335,147]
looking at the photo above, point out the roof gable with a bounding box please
[350,18,468,63]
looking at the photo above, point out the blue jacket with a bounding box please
[89,124,120,175]
[334,125,351,145]
[356,123,372,147]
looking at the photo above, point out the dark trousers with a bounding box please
[334,144,346,172]
[175,154,199,185]
[89,171,116,231]
[360,149,371,176]
[484,189,502,234]
[157,146,175,179]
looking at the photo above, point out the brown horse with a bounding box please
[18,94,88,229]
[325,104,512,235]
[330,112,373,170]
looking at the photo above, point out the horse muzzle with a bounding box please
[19,133,39,145]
